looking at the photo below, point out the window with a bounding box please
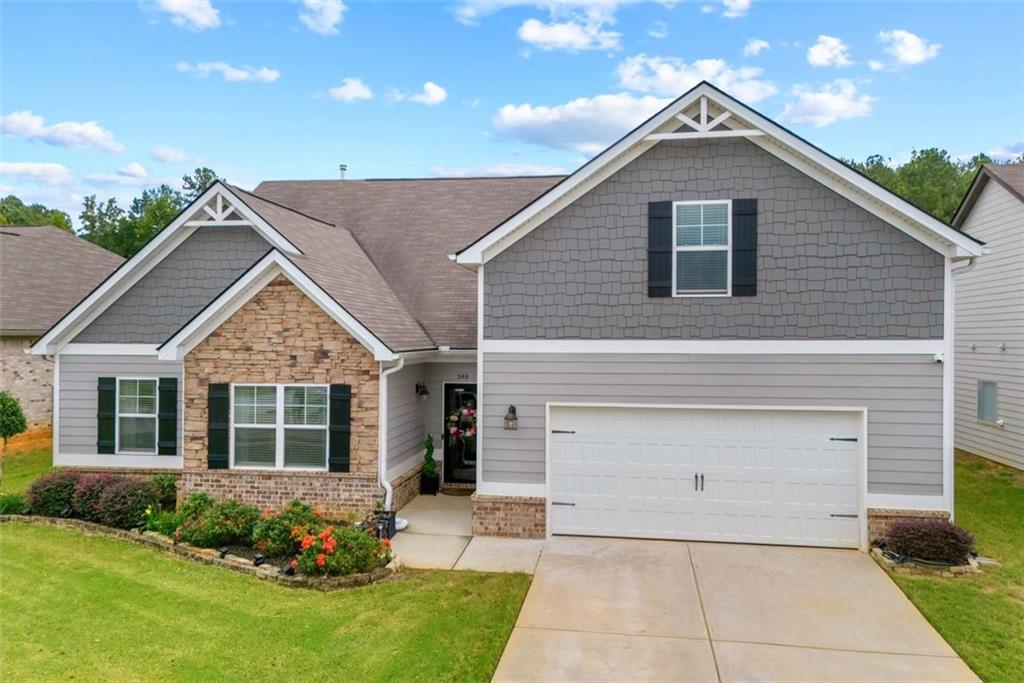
[118,378,158,453]
[978,381,999,423]
[673,200,731,296]
[231,384,328,470]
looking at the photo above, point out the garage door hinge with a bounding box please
[829,437,859,442]
[829,513,859,518]
[551,429,576,434]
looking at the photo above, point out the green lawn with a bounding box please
[893,453,1024,683]
[0,523,530,682]
[0,446,52,493]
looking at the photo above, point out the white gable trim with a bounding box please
[29,183,301,356]
[455,83,983,265]
[157,251,397,362]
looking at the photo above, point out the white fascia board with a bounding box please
[29,182,300,356]
[214,184,302,256]
[398,349,475,364]
[481,339,945,355]
[60,344,160,356]
[456,82,982,265]
[157,251,397,362]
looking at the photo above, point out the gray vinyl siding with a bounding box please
[386,361,476,474]
[58,354,183,456]
[74,226,270,343]
[481,353,943,495]
[484,137,944,340]
[954,181,1024,469]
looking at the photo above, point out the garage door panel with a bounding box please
[550,406,862,548]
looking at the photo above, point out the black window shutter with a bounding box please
[207,383,229,469]
[158,377,178,456]
[732,199,758,297]
[328,384,352,473]
[97,377,116,454]
[648,201,674,298]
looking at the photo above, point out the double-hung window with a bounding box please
[117,378,158,453]
[673,200,731,296]
[231,384,328,470]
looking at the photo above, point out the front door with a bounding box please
[443,383,477,484]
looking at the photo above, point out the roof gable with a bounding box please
[953,163,1024,228]
[456,81,984,265]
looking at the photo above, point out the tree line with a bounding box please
[1,149,1019,259]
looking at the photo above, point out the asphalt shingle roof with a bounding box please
[0,225,123,336]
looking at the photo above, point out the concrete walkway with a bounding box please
[392,494,543,573]
[494,537,978,683]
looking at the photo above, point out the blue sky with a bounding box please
[2,1,1022,224]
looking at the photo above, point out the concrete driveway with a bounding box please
[493,538,978,683]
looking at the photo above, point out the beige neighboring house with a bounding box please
[953,164,1024,470]
[0,225,123,434]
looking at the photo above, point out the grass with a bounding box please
[0,523,530,682]
[0,446,52,493]
[892,453,1024,683]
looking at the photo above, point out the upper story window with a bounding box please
[117,378,158,453]
[231,384,328,470]
[673,200,731,296]
[978,381,999,424]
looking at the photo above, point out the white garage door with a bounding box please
[549,405,862,548]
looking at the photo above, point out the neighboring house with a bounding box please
[0,225,123,434]
[952,164,1024,470]
[30,82,983,550]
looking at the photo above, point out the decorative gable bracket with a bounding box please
[645,96,764,142]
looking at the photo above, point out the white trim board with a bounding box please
[60,344,160,356]
[481,339,945,355]
[455,84,983,265]
[157,251,397,362]
[866,494,948,511]
[29,182,301,356]
[54,453,183,470]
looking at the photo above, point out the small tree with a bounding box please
[0,391,28,482]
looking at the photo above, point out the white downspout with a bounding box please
[378,357,405,511]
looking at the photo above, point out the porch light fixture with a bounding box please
[504,405,518,431]
[415,383,430,400]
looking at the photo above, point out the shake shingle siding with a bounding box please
[74,226,270,343]
[484,138,945,340]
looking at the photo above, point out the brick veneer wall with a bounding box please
[472,495,546,539]
[867,508,950,541]
[0,336,52,431]
[391,464,422,512]
[181,275,383,517]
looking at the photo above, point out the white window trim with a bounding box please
[229,383,329,472]
[977,379,1000,426]
[672,199,732,297]
[116,377,159,455]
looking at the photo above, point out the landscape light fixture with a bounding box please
[252,553,266,567]
[218,546,230,559]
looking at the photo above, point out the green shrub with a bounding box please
[27,470,82,517]
[71,473,119,522]
[252,499,323,557]
[175,497,260,548]
[97,478,159,529]
[886,518,975,565]
[292,524,391,576]
[150,474,178,509]
[179,492,216,518]
[0,492,27,514]
[145,507,184,537]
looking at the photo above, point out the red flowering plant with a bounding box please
[291,524,392,576]
[252,499,323,558]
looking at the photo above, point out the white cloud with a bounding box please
[700,5,715,13]
[518,16,620,52]
[393,81,448,106]
[299,0,346,35]
[868,60,885,72]
[177,61,280,83]
[807,35,853,67]
[327,77,373,102]
[743,38,769,57]
[117,162,147,178]
[879,29,940,65]
[0,110,124,153]
[85,167,155,187]
[154,0,220,31]
[0,161,72,186]
[647,20,669,39]
[990,140,1024,160]
[455,2,627,53]
[151,145,187,163]
[493,92,670,154]
[430,163,566,177]
[779,79,876,128]
[722,0,751,18]
[616,54,777,102]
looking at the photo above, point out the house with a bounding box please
[0,225,123,436]
[30,82,984,550]
[952,163,1024,470]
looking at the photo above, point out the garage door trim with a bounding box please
[544,402,869,551]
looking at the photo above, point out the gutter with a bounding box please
[378,357,405,510]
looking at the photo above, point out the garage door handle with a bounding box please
[830,513,859,518]
[830,437,859,442]
[551,430,576,434]
[551,501,576,507]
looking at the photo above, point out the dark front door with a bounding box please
[443,383,477,485]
